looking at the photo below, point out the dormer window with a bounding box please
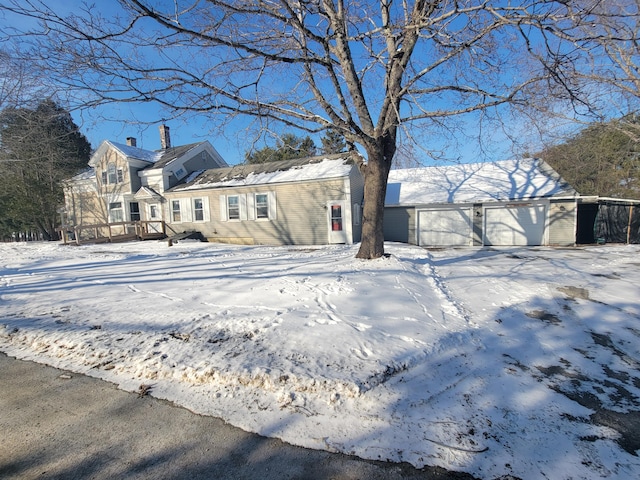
[174,167,186,180]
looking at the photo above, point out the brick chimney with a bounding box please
[126,137,137,147]
[159,124,171,149]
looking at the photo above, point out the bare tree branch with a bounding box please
[1,0,638,257]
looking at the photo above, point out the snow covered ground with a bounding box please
[1,240,639,479]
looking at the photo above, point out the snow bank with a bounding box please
[1,241,639,479]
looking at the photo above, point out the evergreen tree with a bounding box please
[245,134,316,164]
[320,129,347,155]
[0,99,91,240]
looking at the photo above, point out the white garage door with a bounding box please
[484,204,547,246]
[418,208,472,246]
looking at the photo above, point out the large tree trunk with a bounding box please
[356,139,395,259]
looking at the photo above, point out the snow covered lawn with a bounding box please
[1,240,639,479]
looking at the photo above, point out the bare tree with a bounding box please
[572,0,640,142]
[0,49,45,110]
[1,1,638,257]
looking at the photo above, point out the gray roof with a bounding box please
[172,153,357,192]
[105,141,207,170]
[151,143,205,169]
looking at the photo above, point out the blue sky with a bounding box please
[71,104,249,165]
[0,1,525,166]
[3,0,616,167]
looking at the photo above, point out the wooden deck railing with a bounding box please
[62,220,167,245]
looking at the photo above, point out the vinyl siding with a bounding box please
[166,177,354,245]
[66,189,107,226]
[472,204,483,246]
[95,149,134,194]
[548,200,577,246]
[384,207,414,244]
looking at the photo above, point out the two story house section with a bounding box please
[63,125,228,242]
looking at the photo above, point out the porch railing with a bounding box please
[62,220,167,245]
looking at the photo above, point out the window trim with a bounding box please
[330,203,344,232]
[109,202,124,223]
[193,198,205,222]
[248,192,276,221]
[107,163,117,184]
[104,163,124,185]
[171,199,182,223]
[220,194,266,222]
[353,202,361,226]
[129,202,141,221]
[174,166,187,180]
[227,195,240,220]
[255,193,269,220]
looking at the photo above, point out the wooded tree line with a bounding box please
[0,100,91,240]
[245,130,347,164]
[540,115,640,199]
[0,1,638,255]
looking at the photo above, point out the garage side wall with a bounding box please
[384,207,415,244]
[548,200,577,246]
[473,204,483,246]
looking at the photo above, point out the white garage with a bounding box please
[417,207,472,246]
[483,203,547,246]
[384,158,578,248]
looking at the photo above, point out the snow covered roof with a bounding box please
[109,141,163,164]
[90,141,212,170]
[134,186,163,200]
[68,167,95,182]
[172,154,356,192]
[385,158,577,206]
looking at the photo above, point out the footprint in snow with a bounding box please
[351,345,374,359]
[353,322,372,331]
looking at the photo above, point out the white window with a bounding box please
[219,194,250,221]
[109,202,123,222]
[255,194,269,219]
[193,198,205,221]
[330,204,343,231]
[107,164,117,184]
[171,200,181,222]
[353,203,361,226]
[149,204,159,219]
[227,196,240,220]
[247,192,277,221]
[174,167,186,180]
[105,163,124,185]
